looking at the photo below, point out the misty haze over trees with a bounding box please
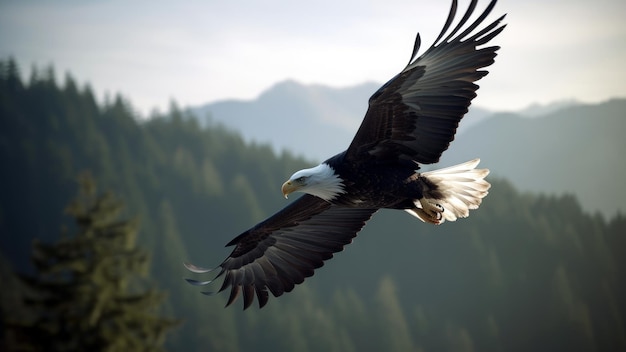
[1,58,625,351]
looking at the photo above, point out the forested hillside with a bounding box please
[1,59,625,351]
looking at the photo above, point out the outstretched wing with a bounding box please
[345,0,506,165]
[185,195,377,309]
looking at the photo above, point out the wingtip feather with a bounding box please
[183,262,217,273]
[185,278,214,286]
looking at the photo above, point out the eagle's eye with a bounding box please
[295,176,307,183]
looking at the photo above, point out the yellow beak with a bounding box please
[281,180,298,199]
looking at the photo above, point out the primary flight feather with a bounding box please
[186,0,506,309]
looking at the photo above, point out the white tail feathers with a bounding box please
[406,159,490,224]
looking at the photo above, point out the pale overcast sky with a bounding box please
[1,0,624,115]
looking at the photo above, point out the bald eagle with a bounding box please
[186,0,506,309]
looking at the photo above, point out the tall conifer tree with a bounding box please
[12,173,179,351]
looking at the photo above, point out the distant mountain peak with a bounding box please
[189,80,382,161]
[259,79,306,100]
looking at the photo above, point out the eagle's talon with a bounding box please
[416,199,445,224]
[410,208,442,225]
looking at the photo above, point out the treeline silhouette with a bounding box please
[1,58,624,351]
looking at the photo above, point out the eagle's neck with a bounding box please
[300,163,346,201]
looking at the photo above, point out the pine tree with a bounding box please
[11,173,179,351]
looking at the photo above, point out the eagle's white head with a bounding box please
[281,163,345,202]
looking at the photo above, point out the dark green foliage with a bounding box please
[1,59,625,351]
[5,173,179,351]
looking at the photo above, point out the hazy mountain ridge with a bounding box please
[440,98,626,216]
[191,81,581,162]
[192,80,379,160]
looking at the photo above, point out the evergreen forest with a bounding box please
[1,58,625,351]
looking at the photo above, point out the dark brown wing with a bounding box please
[185,195,377,309]
[345,0,506,164]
